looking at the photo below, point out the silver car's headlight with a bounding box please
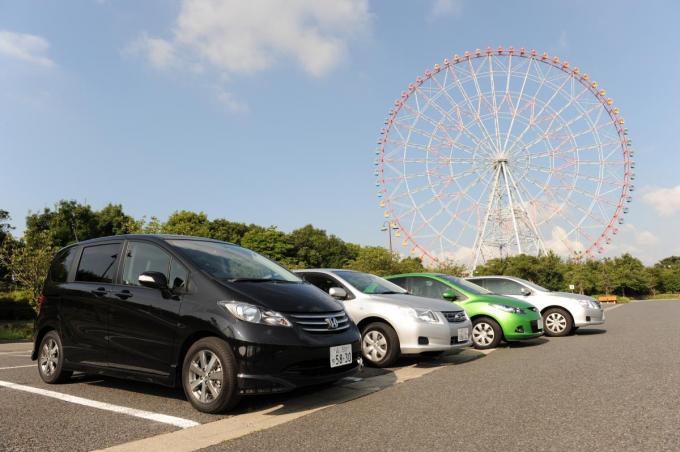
[400,307,440,324]
[218,301,292,327]
[578,299,600,310]
[490,304,525,314]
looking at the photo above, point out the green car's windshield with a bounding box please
[334,271,408,295]
[440,275,492,295]
[167,239,301,283]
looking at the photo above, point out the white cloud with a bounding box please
[429,0,463,19]
[0,30,54,67]
[642,185,680,217]
[214,86,249,113]
[543,225,585,256]
[138,0,370,77]
[133,35,178,69]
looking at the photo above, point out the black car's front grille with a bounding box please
[530,319,542,333]
[441,311,467,323]
[288,311,350,333]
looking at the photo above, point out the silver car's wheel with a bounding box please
[471,317,502,349]
[188,350,223,404]
[39,338,59,377]
[360,322,400,368]
[543,308,573,337]
[545,313,567,334]
[362,330,387,362]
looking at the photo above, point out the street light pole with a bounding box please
[381,221,398,253]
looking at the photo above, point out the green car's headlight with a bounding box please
[490,304,525,315]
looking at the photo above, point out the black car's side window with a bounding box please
[169,258,190,292]
[122,242,171,286]
[75,244,120,283]
[49,247,77,283]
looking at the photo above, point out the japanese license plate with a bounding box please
[457,327,469,342]
[330,344,352,368]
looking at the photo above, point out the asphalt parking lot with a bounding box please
[1,301,679,451]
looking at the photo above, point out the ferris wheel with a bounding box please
[375,47,634,268]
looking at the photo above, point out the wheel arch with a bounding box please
[174,330,234,386]
[356,316,394,332]
[31,323,59,360]
[540,305,574,322]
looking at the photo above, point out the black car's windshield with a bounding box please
[167,240,301,283]
[334,271,408,295]
[440,275,491,294]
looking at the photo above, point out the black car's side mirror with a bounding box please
[138,271,169,290]
[442,289,458,301]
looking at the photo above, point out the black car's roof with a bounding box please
[62,234,235,248]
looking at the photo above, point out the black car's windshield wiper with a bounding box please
[227,278,300,283]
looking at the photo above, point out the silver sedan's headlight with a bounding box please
[490,304,525,314]
[578,299,600,310]
[218,301,292,327]
[400,307,440,324]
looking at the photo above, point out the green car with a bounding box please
[386,273,544,349]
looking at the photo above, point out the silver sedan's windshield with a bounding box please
[334,271,408,295]
[440,275,492,294]
[168,239,301,283]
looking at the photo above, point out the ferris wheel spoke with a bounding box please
[465,58,501,153]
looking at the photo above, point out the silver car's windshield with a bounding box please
[334,271,408,295]
[440,275,491,294]
[518,279,548,291]
[168,239,301,283]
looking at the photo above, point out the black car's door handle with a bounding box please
[91,288,107,297]
[114,290,132,300]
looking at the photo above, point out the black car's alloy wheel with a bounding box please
[37,330,72,384]
[182,337,240,414]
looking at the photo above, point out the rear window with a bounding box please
[49,247,77,283]
[75,244,120,283]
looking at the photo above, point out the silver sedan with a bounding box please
[296,269,472,367]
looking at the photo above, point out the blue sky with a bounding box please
[1,0,679,264]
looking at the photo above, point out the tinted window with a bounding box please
[75,244,120,283]
[333,271,407,295]
[169,259,189,292]
[483,278,525,295]
[49,247,77,283]
[122,242,171,286]
[301,273,354,300]
[409,277,451,300]
[388,277,408,290]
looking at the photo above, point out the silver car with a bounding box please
[296,269,472,367]
[467,275,605,337]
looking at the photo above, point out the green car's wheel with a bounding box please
[471,317,502,349]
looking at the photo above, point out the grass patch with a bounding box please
[0,321,34,341]
[638,293,680,301]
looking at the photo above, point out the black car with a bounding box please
[32,235,361,413]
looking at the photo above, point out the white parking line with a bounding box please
[0,351,32,355]
[0,380,199,429]
[0,365,35,370]
[604,304,624,312]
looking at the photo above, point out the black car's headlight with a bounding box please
[218,301,292,327]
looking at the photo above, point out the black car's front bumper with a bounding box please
[234,341,362,394]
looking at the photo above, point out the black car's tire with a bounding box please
[471,317,503,349]
[37,330,72,384]
[182,337,241,414]
[543,308,573,337]
[361,322,400,368]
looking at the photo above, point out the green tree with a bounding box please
[240,227,296,267]
[208,219,253,244]
[162,211,210,237]
[287,224,357,269]
[0,231,57,312]
[25,200,99,247]
[345,246,424,276]
[428,259,467,277]
[608,253,649,297]
[0,210,14,285]
[96,203,140,236]
[564,259,600,295]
